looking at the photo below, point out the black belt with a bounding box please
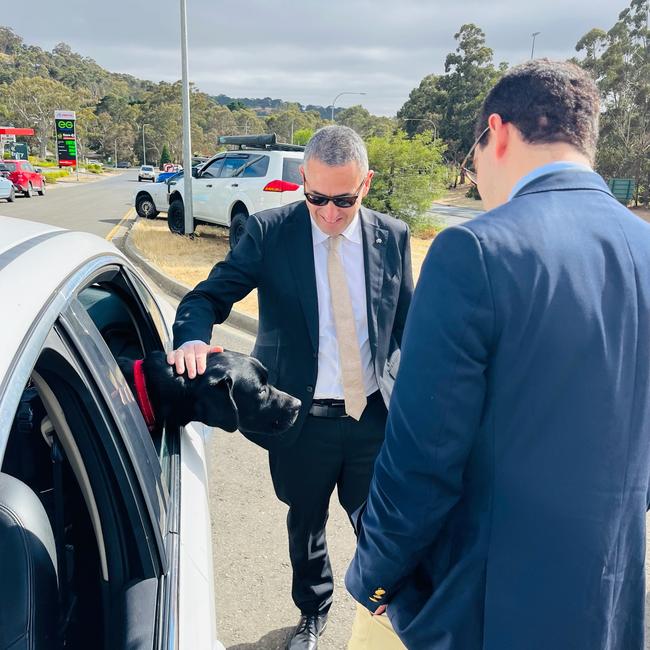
[309,391,381,418]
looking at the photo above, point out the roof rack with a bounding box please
[217,133,305,152]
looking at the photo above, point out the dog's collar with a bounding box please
[133,359,156,432]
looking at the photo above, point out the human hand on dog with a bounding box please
[167,341,224,379]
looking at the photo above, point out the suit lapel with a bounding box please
[360,207,388,354]
[284,203,319,351]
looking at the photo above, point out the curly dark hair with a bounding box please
[476,59,600,162]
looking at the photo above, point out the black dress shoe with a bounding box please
[286,612,328,649]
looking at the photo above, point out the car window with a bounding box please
[201,156,225,179]
[23,163,33,172]
[283,157,303,185]
[221,154,249,178]
[239,154,270,178]
[2,327,164,648]
[0,162,16,172]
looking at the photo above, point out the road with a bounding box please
[5,176,650,649]
[0,169,139,236]
[428,202,483,227]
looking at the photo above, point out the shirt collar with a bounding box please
[508,161,593,201]
[311,211,362,247]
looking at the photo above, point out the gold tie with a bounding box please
[327,235,367,420]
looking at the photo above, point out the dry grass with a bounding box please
[130,218,434,319]
[437,185,484,210]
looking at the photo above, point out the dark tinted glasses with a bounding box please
[303,175,366,208]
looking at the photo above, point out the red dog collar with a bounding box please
[133,359,156,432]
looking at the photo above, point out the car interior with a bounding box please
[1,274,169,650]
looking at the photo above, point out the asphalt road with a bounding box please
[7,174,650,649]
[0,169,141,236]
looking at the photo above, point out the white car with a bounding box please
[0,175,15,202]
[134,175,178,219]
[0,216,223,650]
[167,134,304,248]
[138,165,156,182]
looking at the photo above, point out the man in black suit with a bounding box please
[168,125,413,649]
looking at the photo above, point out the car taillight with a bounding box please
[263,179,301,192]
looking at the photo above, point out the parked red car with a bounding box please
[0,160,46,197]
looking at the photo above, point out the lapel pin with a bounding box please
[376,237,382,244]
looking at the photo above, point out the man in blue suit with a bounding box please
[346,59,650,649]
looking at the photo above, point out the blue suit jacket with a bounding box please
[345,170,650,649]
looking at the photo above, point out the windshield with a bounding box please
[0,162,17,172]
[141,166,154,171]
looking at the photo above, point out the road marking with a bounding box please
[106,207,135,241]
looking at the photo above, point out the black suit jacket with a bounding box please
[173,200,414,449]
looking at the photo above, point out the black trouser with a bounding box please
[268,391,387,616]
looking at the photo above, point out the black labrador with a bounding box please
[118,350,301,437]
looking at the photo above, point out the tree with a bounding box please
[293,128,314,146]
[365,130,447,223]
[265,108,323,143]
[398,24,506,169]
[1,76,87,158]
[575,0,650,205]
[336,105,397,139]
[159,144,172,168]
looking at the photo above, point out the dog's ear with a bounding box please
[196,373,239,432]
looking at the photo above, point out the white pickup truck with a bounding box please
[133,176,176,219]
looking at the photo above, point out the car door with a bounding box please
[202,153,250,225]
[192,156,224,222]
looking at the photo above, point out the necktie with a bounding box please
[327,235,367,420]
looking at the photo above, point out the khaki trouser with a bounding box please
[347,603,407,649]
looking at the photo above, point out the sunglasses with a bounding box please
[302,175,366,208]
[460,126,490,186]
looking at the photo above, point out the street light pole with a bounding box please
[180,0,194,235]
[531,32,541,59]
[401,117,438,140]
[141,123,149,166]
[331,91,367,121]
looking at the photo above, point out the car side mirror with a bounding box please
[191,168,199,178]
[34,167,42,173]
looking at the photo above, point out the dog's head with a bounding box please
[190,351,301,435]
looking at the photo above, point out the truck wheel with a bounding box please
[136,194,159,219]
[229,210,248,249]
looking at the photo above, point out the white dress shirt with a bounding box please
[311,213,378,399]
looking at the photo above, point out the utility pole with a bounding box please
[114,139,118,168]
[180,0,194,235]
[531,32,541,59]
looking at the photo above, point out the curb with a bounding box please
[114,219,259,337]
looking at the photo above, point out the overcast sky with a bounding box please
[6,1,623,116]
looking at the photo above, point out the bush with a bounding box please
[409,214,445,239]
[85,163,103,174]
[29,156,58,168]
[43,170,69,184]
[365,130,447,226]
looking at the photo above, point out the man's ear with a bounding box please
[203,375,239,432]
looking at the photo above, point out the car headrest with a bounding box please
[0,472,59,649]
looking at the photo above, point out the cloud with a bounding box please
[6,0,624,115]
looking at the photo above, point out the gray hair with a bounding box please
[304,125,369,174]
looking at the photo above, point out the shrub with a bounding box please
[43,170,69,184]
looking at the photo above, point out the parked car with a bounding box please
[117,161,131,169]
[138,165,156,182]
[167,134,304,247]
[0,160,46,197]
[0,216,223,650]
[133,174,179,219]
[0,175,15,202]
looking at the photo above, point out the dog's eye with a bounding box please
[259,386,268,396]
